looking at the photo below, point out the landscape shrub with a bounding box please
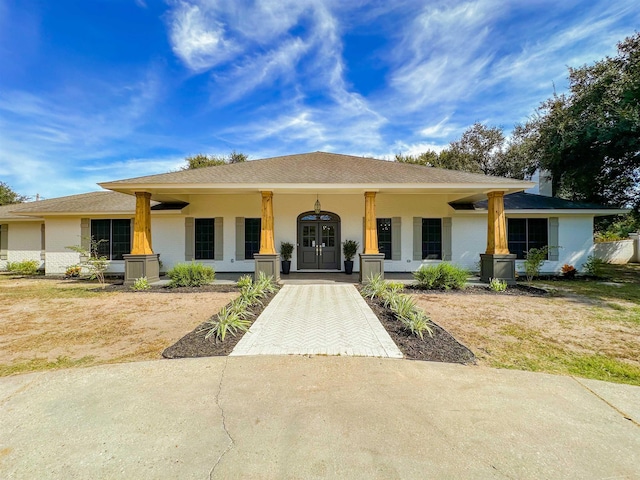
[489,278,507,292]
[131,276,151,291]
[360,275,433,340]
[523,246,550,282]
[200,272,277,342]
[561,264,577,279]
[583,255,606,277]
[65,265,82,278]
[413,263,468,290]
[67,238,109,285]
[7,260,40,275]
[361,274,389,299]
[167,262,215,287]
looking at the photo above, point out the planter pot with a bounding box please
[281,260,291,274]
[344,260,354,275]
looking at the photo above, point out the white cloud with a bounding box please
[168,2,239,72]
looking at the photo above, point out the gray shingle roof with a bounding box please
[101,151,527,186]
[450,192,625,211]
[2,191,145,216]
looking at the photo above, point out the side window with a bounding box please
[377,218,392,260]
[245,218,261,260]
[508,218,548,260]
[421,219,442,260]
[90,219,131,260]
[195,219,215,260]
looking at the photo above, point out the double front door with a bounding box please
[298,220,340,270]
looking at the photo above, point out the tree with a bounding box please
[0,181,28,205]
[396,123,524,177]
[535,33,640,210]
[181,150,248,170]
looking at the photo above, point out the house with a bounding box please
[0,152,627,283]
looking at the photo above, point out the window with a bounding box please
[245,218,261,260]
[195,219,215,260]
[422,219,442,259]
[91,219,131,260]
[507,218,548,259]
[377,218,392,260]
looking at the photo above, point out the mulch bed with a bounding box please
[161,290,278,358]
[105,283,239,294]
[404,283,548,297]
[362,295,476,364]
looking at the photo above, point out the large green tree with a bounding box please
[181,150,247,170]
[535,33,640,209]
[0,181,28,205]
[396,122,535,179]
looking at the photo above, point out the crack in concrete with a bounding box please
[209,358,235,479]
[572,377,639,428]
[0,373,45,408]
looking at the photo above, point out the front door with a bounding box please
[297,212,341,270]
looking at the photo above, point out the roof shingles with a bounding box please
[102,152,525,186]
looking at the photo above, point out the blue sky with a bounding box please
[0,0,638,199]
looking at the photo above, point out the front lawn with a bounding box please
[0,275,237,376]
[413,264,640,386]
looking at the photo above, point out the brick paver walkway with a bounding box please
[230,284,403,358]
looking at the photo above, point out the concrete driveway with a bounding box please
[1,357,639,479]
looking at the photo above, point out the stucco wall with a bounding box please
[44,217,82,275]
[3,193,599,276]
[0,222,44,271]
[594,239,637,264]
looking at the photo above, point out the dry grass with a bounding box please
[0,274,237,376]
[413,265,640,386]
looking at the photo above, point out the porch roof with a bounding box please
[99,151,534,200]
[0,191,187,218]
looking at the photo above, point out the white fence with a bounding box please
[593,233,639,264]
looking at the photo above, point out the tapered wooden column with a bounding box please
[132,192,153,254]
[124,191,159,285]
[360,191,385,283]
[485,191,509,255]
[364,192,379,254]
[259,191,276,255]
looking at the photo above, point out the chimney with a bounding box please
[538,170,552,197]
[525,169,553,197]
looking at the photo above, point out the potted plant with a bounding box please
[343,239,359,275]
[280,241,294,274]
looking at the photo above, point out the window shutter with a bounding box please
[442,217,452,261]
[80,218,90,252]
[185,217,194,261]
[214,217,223,261]
[236,217,245,261]
[362,217,365,252]
[130,218,135,248]
[41,224,46,260]
[548,217,559,261]
[0,224,8,260]
[391,217,401,260]
[413,217,422,261]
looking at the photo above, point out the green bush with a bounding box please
[398,310,433,340]
[524,246,549,282]
[413,263,468,290]
[361,274,388,299]
[201,271,278,342]
[201,305,252,342]
[167,262,215,287]
[7,260,40,275]
[131,276,151,291]
[489,278,508,292]
[583,255,607,277]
